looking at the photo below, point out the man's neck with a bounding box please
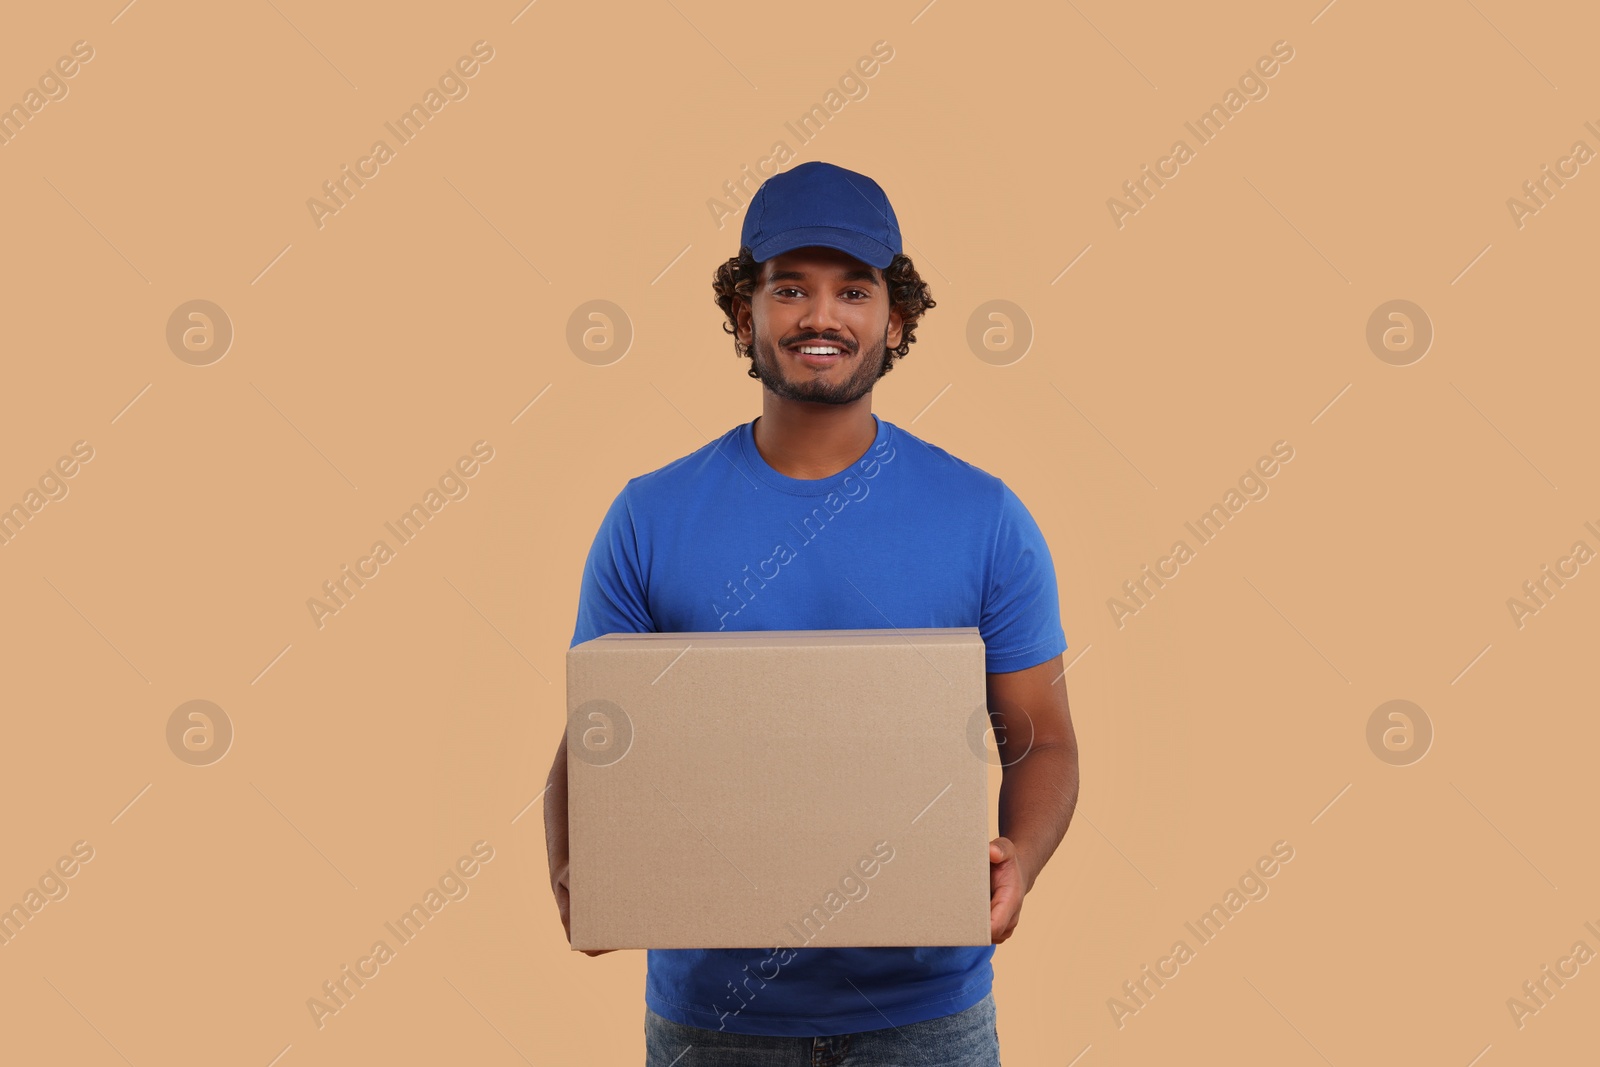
[752,399,877,480]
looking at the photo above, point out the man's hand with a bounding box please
[985,656,1080,945]
[547,733,613,956]
[554,865,614,956]
[989,836,1025,944]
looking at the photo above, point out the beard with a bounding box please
[748,324,889,406]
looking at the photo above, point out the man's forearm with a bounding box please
[544,732,569,888]
[997,741,1078,893]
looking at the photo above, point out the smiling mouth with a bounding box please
[786,342,851,366]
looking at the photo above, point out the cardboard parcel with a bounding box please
[565,627,992,951]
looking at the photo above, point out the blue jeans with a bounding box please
[644,991,1000,1066]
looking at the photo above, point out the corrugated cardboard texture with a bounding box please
[566,628,990,950]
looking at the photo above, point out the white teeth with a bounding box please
[797,346,843,355]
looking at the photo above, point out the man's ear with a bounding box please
[735,296,752,346]
[887,305,904,351]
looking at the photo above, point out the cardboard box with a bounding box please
[565,627,992,951]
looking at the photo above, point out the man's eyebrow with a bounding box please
[766,267,881,286]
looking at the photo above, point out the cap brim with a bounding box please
[750,226,895,270]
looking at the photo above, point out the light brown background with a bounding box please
[2,1,1595,1064]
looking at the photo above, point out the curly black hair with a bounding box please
[712,245,936,380]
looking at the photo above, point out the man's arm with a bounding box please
[552,483,650,955]
[986,653,1079,943]
[545,732,612,956]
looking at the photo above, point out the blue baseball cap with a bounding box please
[740,161,903,270]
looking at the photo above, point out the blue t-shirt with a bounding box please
[567,411,1068,1037]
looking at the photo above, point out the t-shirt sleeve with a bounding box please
[980,482,1069,673]
[569,483,655,648]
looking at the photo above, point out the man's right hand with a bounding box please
[554,864,614,956]
[548,732,614,956]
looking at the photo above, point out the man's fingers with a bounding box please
[987,838,1023,944]
[989,872,1022,943]
[556,879,614,954]
[989,839,1009,861]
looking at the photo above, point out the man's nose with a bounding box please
[798,294,845,335]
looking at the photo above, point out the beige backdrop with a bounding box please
[2,1,1596,1064]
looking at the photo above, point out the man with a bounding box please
[546,161,1079,1065]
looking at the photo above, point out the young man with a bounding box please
[547,161,1079,1066]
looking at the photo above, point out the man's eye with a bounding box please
[845,289,870,299]
[775,287,801,297]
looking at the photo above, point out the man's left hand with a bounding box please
[989,836,1025,944]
